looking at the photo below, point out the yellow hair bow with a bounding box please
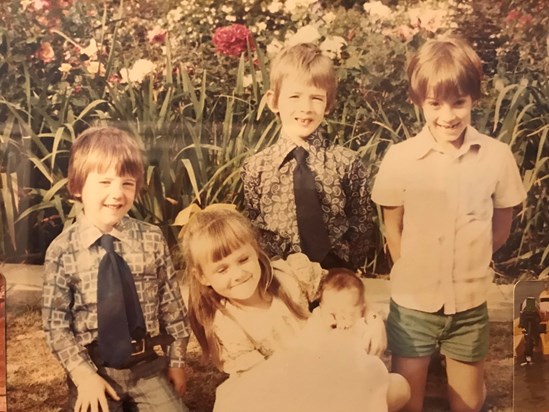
[174,202,237,238]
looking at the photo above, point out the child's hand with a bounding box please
[168,366,187,397]
[74,373,119,412]
[363,312,387,357]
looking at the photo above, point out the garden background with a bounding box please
[0,0,547,410]
[0,0,547,278]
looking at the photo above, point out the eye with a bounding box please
[313,96,325,101]
[123,181,136,188]
[454,99,466,106]
[216,265,228,274]
[99,180,110,185]
[427,100,440,108]
[239,255,249,264]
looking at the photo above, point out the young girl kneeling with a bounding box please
[180,208,409,412]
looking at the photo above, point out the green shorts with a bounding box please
[387,299,489,363]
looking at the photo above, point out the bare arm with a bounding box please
[492,207,513,252]
[382,206,404,263]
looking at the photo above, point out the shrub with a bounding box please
[0,0,546,276]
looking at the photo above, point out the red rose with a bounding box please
[212,24,255,57]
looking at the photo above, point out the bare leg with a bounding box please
[391,355,431,412]
[446,357,486,412]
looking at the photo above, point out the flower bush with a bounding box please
[0,0,546,275]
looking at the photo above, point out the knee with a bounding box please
[387,373,411,412]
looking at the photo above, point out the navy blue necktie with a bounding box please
[292,147,332,263]
[97,234,146,367]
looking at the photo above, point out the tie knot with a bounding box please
[100,234,115,253]
[293,147,309,164]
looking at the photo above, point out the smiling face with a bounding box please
[267,74,328,142]
[196,242,263,307]
[421,94,473,150]
[76,167,137,233]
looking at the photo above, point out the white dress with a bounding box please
[213,254,390,412]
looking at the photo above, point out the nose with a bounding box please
[228,266,247,285]
[298,96,312,112]
[108,181,124,199]
[440,104,456,121]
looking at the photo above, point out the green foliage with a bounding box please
[0,0,546,277]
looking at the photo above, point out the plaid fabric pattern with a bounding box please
[242,128,377,270]
[43,214,190,381]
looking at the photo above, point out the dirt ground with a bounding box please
[6,308,512,412]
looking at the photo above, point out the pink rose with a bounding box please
[36,41,55,63]
[148,27,167,45]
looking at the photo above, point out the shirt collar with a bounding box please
[77,213,133,249]
[413,125,482,159]
[273,128,330,168]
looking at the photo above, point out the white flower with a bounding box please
[120,59,156,84]
[267,1,283,14]
[323,11,337,25]
[221,5,233,14]
[226,15,237,22]
[255,22,267,33]
[59,63,72,73]
[21,0,33,10]
[167,7,183,25]
[86,61,106,77]
[80,39,98,58]
[266,39,284,58]
[363,1,392,20]
[320,36,347,59]
[285,0,317,13]
[243,71,263,88]
[408,7,447,33]
[286,25,321,46]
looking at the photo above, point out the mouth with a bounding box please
[436,122,460,130]
[295,117,313,127]
[104,204,124,211]
[231,275,252,289]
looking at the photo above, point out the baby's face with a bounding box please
[319,288,364,330]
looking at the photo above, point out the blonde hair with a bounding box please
[320,267,365,307]
[407,36,483,106]
[269,42,338,112]
[67,126,144,198]
[181,208,309,369]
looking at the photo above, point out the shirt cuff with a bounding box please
[68,361,98,386]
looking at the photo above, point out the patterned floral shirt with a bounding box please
[42,214,190,383]
[241,129,377,271]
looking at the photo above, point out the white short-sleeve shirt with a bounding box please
[372,125,526,314]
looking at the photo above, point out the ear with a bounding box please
[265,90,279,114]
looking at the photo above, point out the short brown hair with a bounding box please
[67,126,144,198]
[407,36,483,105]
[320,267,365,306]
[269,42,338,112]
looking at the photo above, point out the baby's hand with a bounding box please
[74,373,119,412]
